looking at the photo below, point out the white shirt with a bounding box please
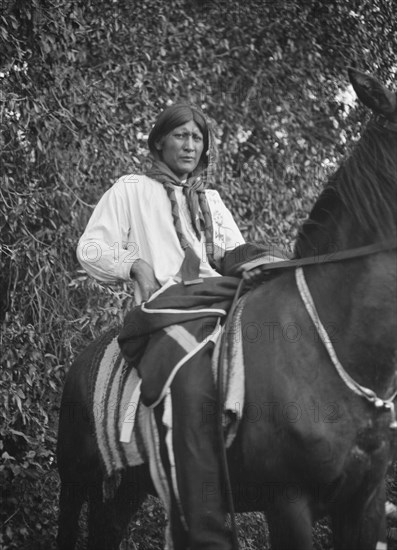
[76,174,245,303]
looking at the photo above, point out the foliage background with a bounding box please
[1,0,396,547]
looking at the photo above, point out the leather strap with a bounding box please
[239,239,397,274]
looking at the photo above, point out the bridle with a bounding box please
[239,113,397,424]
[297,113,397,426]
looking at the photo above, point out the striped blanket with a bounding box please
[89,329,148,497]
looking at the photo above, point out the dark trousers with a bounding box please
[168,344,232,550]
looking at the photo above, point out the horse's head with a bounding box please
[295,69,397,257]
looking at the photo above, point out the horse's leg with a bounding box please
[57,434,99,549]
[87,466,148,550]
[266,496,313,550]
[57,348,103,549]
[332,481,387,550]
[57,480,86,550]
[57,402,97,549]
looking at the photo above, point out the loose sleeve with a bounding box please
[76,178,139,283]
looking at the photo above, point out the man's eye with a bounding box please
[173,132,203,141]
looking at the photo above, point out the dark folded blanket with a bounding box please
[118,276,241,405]
[118,242,285,406]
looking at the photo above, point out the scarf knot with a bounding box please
[145,160,215,283]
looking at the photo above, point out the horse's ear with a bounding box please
[348,68,396,117]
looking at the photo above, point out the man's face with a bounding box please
[156,119,204,180]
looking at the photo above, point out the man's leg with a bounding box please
[170,345,232,550]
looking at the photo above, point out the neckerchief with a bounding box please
[145,122,218,283]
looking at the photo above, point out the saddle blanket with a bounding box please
[90,330,147,494]
[91,289,248,499]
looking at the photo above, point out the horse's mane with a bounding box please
[294,121,397,257]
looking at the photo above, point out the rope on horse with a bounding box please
[217,278,246,550]
[296,267,397,429]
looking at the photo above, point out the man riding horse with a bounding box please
[59,69,397,550]
[76,103,260,549]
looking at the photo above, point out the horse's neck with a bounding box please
[294,125,397,396]
[303,216,397,396]
[296,198,367,258]
[345,253,397,394]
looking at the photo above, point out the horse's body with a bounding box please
[229,257,396,548]
[57,69,397,549]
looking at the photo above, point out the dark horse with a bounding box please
[57,69,397,549]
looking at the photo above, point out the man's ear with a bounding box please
[154,138,163,151]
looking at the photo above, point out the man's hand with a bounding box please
[241,267,263,285]
[130,259,161,301]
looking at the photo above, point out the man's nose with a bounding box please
[183,136,194,150]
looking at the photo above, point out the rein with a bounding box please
[240,239,397,274]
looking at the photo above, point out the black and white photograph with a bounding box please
[1,1,397,548]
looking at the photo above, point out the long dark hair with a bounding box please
[147,103,209,165]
